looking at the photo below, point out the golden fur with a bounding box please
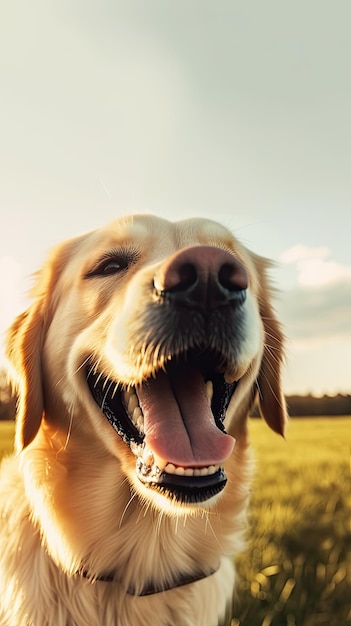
[0,215,287,626]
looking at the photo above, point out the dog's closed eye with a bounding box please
[85,248,139,278]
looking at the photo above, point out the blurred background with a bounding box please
[0,2,350,624]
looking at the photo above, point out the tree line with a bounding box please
[285,393,351,417]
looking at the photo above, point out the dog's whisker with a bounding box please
[264,345,282,366]
[111,381,120,399]
[264,349,285,377]
[75,355,94,377]
[101,379,115,412]
[156,509,164,536]
[204,512,224,550]
[86,356,102,381]
[118,490,138,529]
[63,405,74,451]
[55,356,93,390]
[255,377,263,401]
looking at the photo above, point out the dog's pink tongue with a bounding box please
[136,368,235,467]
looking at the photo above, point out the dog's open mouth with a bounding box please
[87,353,238,503]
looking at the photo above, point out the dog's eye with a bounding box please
[86,252,136,278]
[98,259,126,275]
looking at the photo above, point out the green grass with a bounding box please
[1,419,351,625]
[232,417,351,626]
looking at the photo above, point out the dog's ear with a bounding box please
[7,302,45,451]
[255,258,288,437]
[6,240,76,451]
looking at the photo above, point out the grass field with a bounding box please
[1,418,350,626]
[233,417,351,626]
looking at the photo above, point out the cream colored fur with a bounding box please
[0,215,286,626]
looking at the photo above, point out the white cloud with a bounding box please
[277,244,351,361]
[280,245,351,287]
[280,244,329,264]
[277,250,351,394]
[278,278,351,344]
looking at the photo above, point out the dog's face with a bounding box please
[8,215,286,514]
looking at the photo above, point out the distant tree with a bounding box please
[252,393,351,418]
[286,394,351,416]
[0,369,16,421]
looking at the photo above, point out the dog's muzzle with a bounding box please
[87,245,248,504]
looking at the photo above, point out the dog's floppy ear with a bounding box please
[7,240,75,451]
[7,302,45,451]
[255,258,288,437]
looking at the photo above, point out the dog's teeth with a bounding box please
[165,463,177,474]
[164,463,220,476]
[184,468,194,476]
[128,393,139,414]
[123,389,145,434]
[174,466,185,476]
[199,467,209,476]
[122,389,130,405]
[205,380,213,403]
[136,416,144,433]
[123,389,140,416]
[132,407,144,433]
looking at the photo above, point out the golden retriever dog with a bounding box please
[0,214,286,626]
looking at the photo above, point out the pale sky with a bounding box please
[1,1,350,396]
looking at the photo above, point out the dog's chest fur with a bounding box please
[0,442,251,626]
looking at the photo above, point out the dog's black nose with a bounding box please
[154,246,248,312]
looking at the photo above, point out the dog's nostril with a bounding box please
[170,263,198,293]
[218,262,248,292]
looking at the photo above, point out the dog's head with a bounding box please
[8,215,286,511]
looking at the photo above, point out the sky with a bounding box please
[0,0,350,396]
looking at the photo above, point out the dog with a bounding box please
[0,214,286,626]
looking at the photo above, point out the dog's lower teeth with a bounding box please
[175,467,185,476]
[184,468,194,477]
[164,463,219,477]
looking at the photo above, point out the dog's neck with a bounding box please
[79,563,219,596]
